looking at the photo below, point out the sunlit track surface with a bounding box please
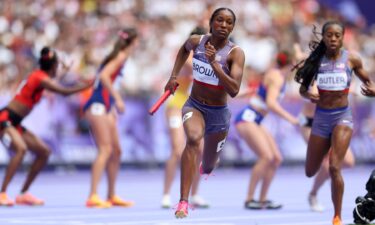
[0,166,371,225]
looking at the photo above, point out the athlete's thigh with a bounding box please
[22,130,49,154]
[342,146,355,167]
[181,106,205,141]
[305,134,331,175]
[85,107,112,147]
[106,110,122,149]
[1,126,27,151]
[331,125,352,163]
[260,126,282,162]
[236,122,273,159]
[166,107,185,155]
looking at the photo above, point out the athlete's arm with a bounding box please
[207,43,245,97]
[299,81,320,103]
[348,52,375,97]
[41,77,92,96]
[265,71,298,125]
[98,52,128,102]
[164,35,200,93]
[349,52,370,84]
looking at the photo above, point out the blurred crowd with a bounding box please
[1,0,374,94]
[1,0,375,164]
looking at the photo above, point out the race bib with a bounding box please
[317,72,348,91]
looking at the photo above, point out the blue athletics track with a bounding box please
[0,166,372,225]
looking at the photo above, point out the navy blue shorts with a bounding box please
[182,97,231,134]
[311,106,353,138]
[234,105,264,125]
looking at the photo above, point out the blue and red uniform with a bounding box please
[83,65,123,112]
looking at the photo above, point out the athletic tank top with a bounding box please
[249,74,286,111]
[14,69,49,109]
[316,50,352,92]
[192,35,238,89]
[91,63,124,101]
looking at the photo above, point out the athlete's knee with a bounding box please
[98,145,113,158]
[305,167,317,178]
[13,143,27,156]
[273,155,283,167]
[345,156,355,168]
[186,133,202,148]
[38,148,51,160]
[258,154,273,165]
[329,164,341,177]
[170,151,182,161]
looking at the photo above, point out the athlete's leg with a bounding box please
[201,131,227,174]
[106,111,121,199]
[259,126,282,203]
[305,134,331,178]
[85,110,113,198]
[310,147,354,197]
[236,122,274,203]
[179,108,204,202]
[163,107,185,197]
[191,140,204,196]
[0,127,27,193]
[20,129,51,193]
[330,125,352,220]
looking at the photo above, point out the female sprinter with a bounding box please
[0,47,92,206]
[83,28,137,208]
[294,21,371,225]
[164,8,245,218]
[161,26,209,209]
[235,52,298,210]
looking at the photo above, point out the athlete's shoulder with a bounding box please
[186,34,207,50]
[347,50,363,69]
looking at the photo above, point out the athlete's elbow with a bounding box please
[228,88,239,98]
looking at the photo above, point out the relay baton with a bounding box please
[149,83,179,115]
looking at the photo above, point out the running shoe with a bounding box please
[107,195,134,207]
[175,200,189,218]
[262,200,282,209]
[161,194,171,208]
[332,215,342,225]
[244,200,262,209]
[86,194,111,208]
[0,192,14,207]
[199,163,215,180]
[308,194,324,212]
[191,195,209,208]
[15,193,44,206]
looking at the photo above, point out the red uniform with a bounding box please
[14,69,49,109]
[0,69,49,132]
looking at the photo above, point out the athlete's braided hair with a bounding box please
[293,21,345,89]
[209,8,236,33]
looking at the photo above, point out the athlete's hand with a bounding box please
[164,76,178,94]
[78,77,95,90]
[361,81,375,97]
[115,98,125,114]
[307,92,320,103]
[205,41,217,63]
